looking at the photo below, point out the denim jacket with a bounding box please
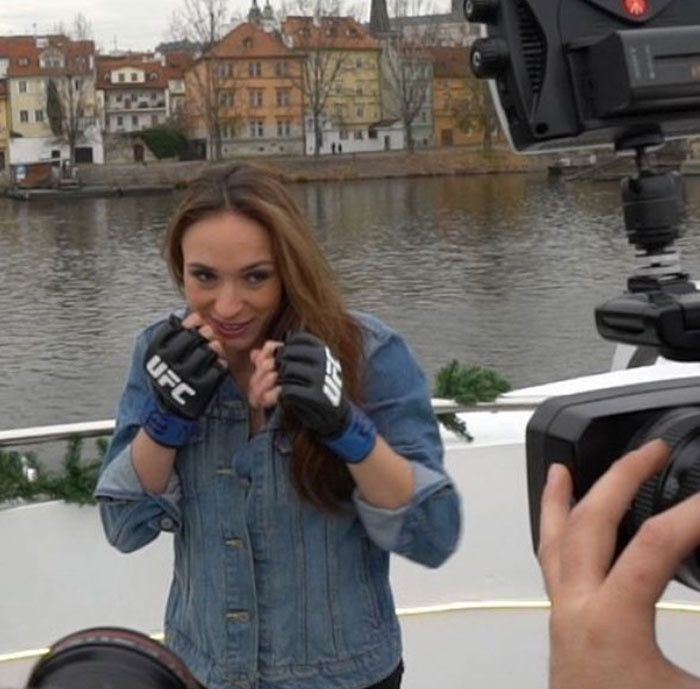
[96,312,461,689]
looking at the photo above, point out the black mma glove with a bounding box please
[277,332,377,463]
[141,315,227,447]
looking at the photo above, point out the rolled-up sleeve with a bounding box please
[352,317,461,568]
[95,326,182,553]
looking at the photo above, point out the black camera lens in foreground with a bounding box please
[628,407,700,589]
[526,376,700,591]
[26,627,200,689]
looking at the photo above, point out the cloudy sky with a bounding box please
[2,1,452,53]
[1,0,253,51]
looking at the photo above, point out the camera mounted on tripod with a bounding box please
[466,0,700,590]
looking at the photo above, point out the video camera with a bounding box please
[466,0,700,589]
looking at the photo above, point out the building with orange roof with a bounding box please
[429,45,483,147]
[3,35,103,166]
[185,20,305,159]
[282,15,385,155]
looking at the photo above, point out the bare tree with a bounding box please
[453,79,500,151]
[379,0,440,151]
[169,0,231,160]
[44,38,98,165]
[283,4,351,156]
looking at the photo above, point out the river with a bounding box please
[2,172,700,433]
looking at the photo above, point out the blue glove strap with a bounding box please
[321,404,377,464]
[140,395,199,448]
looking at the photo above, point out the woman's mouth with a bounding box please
[211,318,253,340]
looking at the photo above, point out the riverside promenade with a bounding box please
[4,146,545,194]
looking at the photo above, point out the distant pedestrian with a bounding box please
[331,143,336,155]
[338,143,343,154]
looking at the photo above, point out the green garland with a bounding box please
[434,360,511,441]
[0,437,106,506]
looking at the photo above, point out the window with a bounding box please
[219,90,235,107]
[151,114,158,126]
[35,110,44,122]
[356,106,364,117]
[339,129,349,140]
[356,86,363,96]
[354,130,364,140]
[249,90,263,107]
[74,79,82,91]
[117,115,123,126]
[275,61,289,77]
[131,72,138,81]
[17,57,29,66]
[276,119,291,137]
[116,93,123,102]
[18,81,27,93]
[132,115,138,125]
[248,62,261,77]
[149,72,158,81]
[119,73,125,82]
[356,58,363,68]
[249,119,264,138]
[276,89,290,107]
[19,110,29,123]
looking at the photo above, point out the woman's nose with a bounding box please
[214,284,244,319]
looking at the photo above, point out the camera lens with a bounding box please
[26,627,200,689]
[627,407,700,588]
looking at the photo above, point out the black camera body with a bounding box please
[467,0,700,590]
[468,0,700,152]
[526,376,700,589]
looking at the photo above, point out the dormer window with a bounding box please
[103,73,110,81]
[17,57,30,66]
[149,72,158,80]
[243,37,253,48]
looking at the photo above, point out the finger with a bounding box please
[206,340,228,368]
[181,312,204,329]
[257,340,284,364]
[198,324,216,341]
[250,373,281,408]
[559,439,670,592]
[605,489,700,612]
[258,385,281,409]
[538,463,574,598]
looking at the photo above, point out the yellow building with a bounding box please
[282,16,383,155]
[186,22,305,160]
[430,46,482,147]
[5,35,102,165]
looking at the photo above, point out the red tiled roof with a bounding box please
[97,57,169,89]
[3,35,94,77]
[204,22,302,60]
[282,16,380,50]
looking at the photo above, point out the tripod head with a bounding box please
[594,128,698,361]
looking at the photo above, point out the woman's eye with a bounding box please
[245,270,271,285]
[191,269,216,283]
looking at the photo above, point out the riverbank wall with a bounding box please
[0,146,547,194]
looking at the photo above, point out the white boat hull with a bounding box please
[4,363,700,687]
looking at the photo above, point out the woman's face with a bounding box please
[181,211,283,363]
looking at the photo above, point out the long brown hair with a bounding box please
[164,163,364,510]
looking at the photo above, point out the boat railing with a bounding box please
[0,398,541,448]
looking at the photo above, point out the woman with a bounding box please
[96,163,461,689]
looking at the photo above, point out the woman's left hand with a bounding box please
[248,340,283,409]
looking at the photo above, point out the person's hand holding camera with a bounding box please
[539,439,700,689]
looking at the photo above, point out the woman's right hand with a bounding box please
[539,439,700,689]
[181,312,228,369]
[248,340,284,409]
